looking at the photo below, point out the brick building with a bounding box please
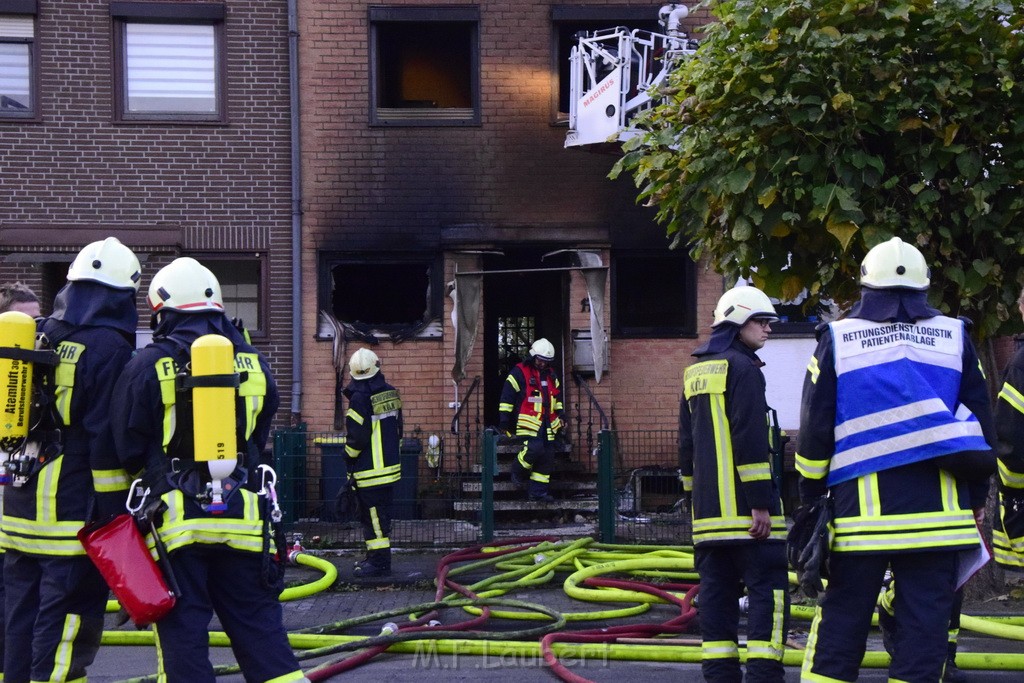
[0,0,297,413]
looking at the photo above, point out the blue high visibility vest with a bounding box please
[828,316,989,486]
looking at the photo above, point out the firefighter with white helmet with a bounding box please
[343,346,403,577]
[110,257,306,682]
[1,237,140,682]
[796,236,994,681]
[498,338,564,502]
[679,284,788,681]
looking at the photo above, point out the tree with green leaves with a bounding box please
[612,0,1024,338]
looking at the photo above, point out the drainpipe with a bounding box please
[288,0,303,423]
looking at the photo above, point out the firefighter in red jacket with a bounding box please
[498,338,564,503]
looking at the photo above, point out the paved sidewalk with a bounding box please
[86,549,1024,682]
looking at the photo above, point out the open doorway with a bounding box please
[482,250,568,427]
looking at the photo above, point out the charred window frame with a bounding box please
[110,2,226,123]
[198,255,266,338]
[0,1,39,120]
[319,253,442,339]
[612,250,697,338]
[550,6,659,124]
[369,6,480,127]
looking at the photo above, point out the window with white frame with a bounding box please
[111,2,225,121]
[203,257,264,336]
[0,11,36,118]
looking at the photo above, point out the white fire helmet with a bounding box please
[67,237,142,291]
[712,286,779,328]
[147,257,224,313]
[529,338,556,361]
[349,347,380,380]
[859,236,930,290]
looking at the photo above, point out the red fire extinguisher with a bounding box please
[78,481,179,627]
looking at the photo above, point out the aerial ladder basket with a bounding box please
[565,4,698,149]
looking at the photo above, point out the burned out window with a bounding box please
[551,7,659,122]
[321,256,442,340]
[612,251,696,337]
[369,6,479,126]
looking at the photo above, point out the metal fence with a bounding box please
[271,426,689,549]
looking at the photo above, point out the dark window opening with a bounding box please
[370,9,479,126]
[330,262,437,333]
[613,252,696,337]
[377,23,472,108]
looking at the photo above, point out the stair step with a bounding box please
[470,461,588,475]
[453,498,598,512]
[461,480,596,493]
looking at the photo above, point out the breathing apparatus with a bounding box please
[0,310,59,486]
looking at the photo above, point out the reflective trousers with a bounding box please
[512,436,556,497]
[802,551,957,682]
[695,542,790,683]
[153,545,303,683]
[3,550,107,683]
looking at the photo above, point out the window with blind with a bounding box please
[0,13,36,118]
[111,3,225,122]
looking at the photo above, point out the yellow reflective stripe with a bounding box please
[807,355,820,384]
[680,475,693,491]
[701,640,738,659]
[710,393,736,517]
[49,612,81,682]
[737,462,771,483]
[999,381,1024,415]
[0,515,83,536]
[371,423,384,472]
[938,468,959,511]
[771,587,786,654]
[155,357,177,451]
[857,473,880,517]
[53,342,85,426]
[345,445,361,458]
[684,359,728,399]
[236,353,266,440]
[0,531,87,555]
[800,605,845,682]
[517,445,532,471]
[38,453,62,524]
[692,516,788,544]
[998,459,1024,489]
[795,452,829,480]
[506,376,521,393]
[346,409,364,425]
[264,670,307,683]
[152,491,263,555]
[498,403,514,413]
[92,468,132,493]
[530,471,550,484]
[746,640,783,660]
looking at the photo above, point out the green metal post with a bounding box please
[597,429,615,543]
[481,428,496,542]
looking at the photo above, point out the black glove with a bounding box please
[787,496,833,598]
[334,476,361,522]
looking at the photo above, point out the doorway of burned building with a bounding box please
[481,248,569,429]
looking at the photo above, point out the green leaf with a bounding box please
[724,167,755,194]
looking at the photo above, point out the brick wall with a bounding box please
[0,0,295,424]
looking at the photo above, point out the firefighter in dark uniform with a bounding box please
[797,237,995,682]
[993,286,1024,569]
[343,347,402,578]
[679,285,789,682]
[498,338,564,503]
[110,257,306,683]
[1,238,140,683]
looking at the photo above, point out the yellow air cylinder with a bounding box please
[190,334,237,478]
[0,311,38,443]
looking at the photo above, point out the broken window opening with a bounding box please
[327,260,440,340]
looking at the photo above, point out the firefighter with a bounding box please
[0,282,41,318]
[797,237,995,682]
[994,286,1024,571]
[498,338,564,503]
[679,285,789,682]
[1,238,140,683]
[343,347,402,578]
[110,257,306,683]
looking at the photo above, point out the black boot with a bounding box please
[354,549,391,578]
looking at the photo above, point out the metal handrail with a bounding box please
[450,375,481,434]
[572,371,610,431]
